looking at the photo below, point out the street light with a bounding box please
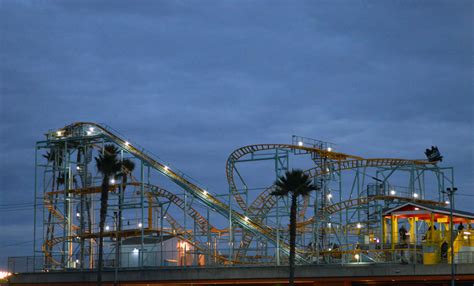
[445,187,457,286]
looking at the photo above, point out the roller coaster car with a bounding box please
[425,146,443,162]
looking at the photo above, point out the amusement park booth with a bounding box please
[382,202,474,265]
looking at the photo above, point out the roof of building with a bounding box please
[382,202,474,219]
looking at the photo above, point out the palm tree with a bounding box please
[95,144,121,286]
[271,169,318,286]
[115,158,135,272]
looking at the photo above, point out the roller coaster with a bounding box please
[32,122,472,271]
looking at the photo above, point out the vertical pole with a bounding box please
[160,205,163,266]
[140,161,144,268]
[207,207,211,266]
[447,187,457,286]
[391,215,398,249]
[228,192,233,264]
[33,144,38,271]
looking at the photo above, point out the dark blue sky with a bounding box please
[0,0,472,268]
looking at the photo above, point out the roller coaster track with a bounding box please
[226,144,362,213]
[56,122,306,263]
[296,195,446,228]
[43,182,222,265]
[47,182,218,234]
[227,145,434,258]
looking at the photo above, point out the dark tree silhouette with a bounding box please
[271,169,319,286]
[95,145,121,286]
[115,158,135,274]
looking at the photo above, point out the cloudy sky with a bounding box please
[0,0,472,269]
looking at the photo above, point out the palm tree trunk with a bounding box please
[97,175,109,286]
[289,194,298,286]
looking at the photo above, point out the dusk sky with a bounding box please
[0,1,472,269]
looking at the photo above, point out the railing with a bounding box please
[8,248,474,273]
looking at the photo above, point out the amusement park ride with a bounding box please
[32,122,473,271]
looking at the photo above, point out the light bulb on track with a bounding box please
[297,141,303,146]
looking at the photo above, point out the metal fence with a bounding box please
[8,248,474,273]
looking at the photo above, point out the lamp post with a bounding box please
[446,187,457,286]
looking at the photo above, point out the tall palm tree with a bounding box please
[115,158,135,272]
[271,169,318,286]
[95,144,121,286]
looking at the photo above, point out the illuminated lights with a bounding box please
[327,147,332,152]
[413,193,419,198]
[464,236,469,240]
[203,190,208,196]
[105,225,110,231]
[390,190,396,195]
[326,168,330,173]
[109,178,116,184]
[244,216,249,222]
[328,248,332,251]
[164,165,169,171]
[89,127,94,132]
[76,212,80,218]
[86,131,92,136]
[356,223,362,229]
[297,141,303,146]
[327,222,332,227]
[56,130,63,137]
[445,200,450,205]
[414,207,420,211]
[354,254,360,260]
[0,271,12,279]
[464,231,471,235]
[327,193,333,199]
[132,248,139,255]
[138,222,143,228]
[76,166,81,170]
[124,141,130,146]
[75,259,80,264]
